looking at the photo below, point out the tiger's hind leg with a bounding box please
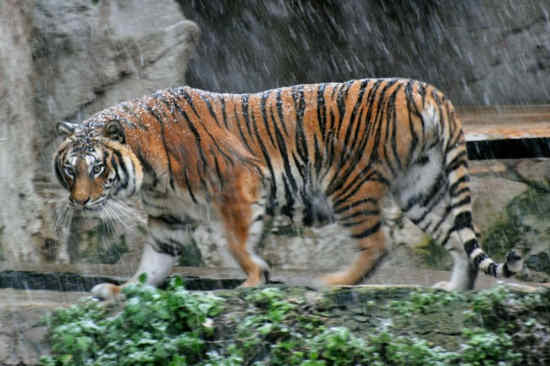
[393,145,480,291]
[320,181,387,286]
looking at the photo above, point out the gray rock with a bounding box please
[0,0,199,265]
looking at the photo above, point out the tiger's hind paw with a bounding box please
[239,268,270,288]
[504,250,523,276]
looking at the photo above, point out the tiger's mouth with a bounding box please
[70,198,107,211]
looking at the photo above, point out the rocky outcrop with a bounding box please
[0,1,42,263]
[0,0,199,264]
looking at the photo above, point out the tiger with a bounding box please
[53,78,521,300]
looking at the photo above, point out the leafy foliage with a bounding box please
[41,277,223,366]
[41,282,549,365]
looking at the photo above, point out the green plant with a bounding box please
[460,327,521,365]
[41,284,549,365]
[41,277,223,366]
[388,289,464,315]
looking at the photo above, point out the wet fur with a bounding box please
[54,78,521,299]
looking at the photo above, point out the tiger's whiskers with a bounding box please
[55,201,74,235]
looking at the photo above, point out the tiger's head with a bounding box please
[53,118,143,214]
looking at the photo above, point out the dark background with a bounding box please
[178,0,550,105]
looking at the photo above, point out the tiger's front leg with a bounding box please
[217,174,269,287]
[91,215,183,300]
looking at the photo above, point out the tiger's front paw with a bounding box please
[91,283,123,301]
[432,281,453,291]
[319,272,356,287]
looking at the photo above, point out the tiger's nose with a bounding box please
[70,197,90,206]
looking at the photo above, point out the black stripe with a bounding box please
[176,87,200,118]
[260,91,277,148]
[408,184,448,228]
[378,80,401,177]
[54,150,71,190]
[241,94,254,139]
[446,150,468,171]
[334,82,349,140]
[389,83,404,171]
[146,103,175,190]
[317,84,327,140]
[487,262,497,277]
[448,175,469,195]
[197,160,210,196]
[172,102,211,173]
[339,210,380,222]
[473,252,488,267]
[280,175,295,218]
[183,168,198,204]
[241,97,277,203]
[111,149,129,190]
[313,135,323,176]
[331,170,378,207]
[293,85,309,168]
[135,148,158,188]
[351,221,382,239]
[450,196,472,212]
[152,237,183,257]
[463,238,478,254]
[405,81,421,165]
[209,137,235,166]
[214,156,224,188]
[234,102,255,154]
[334,198,378,214]
[200,94,221,127]
[249,95,281,201]
[430,205,453,234]
[336,80,370,176]
[151,214,192,230]
[220,96,229,129]
[454,211,473,231]
[420,173,446,208]
[451,187,470,198]
[271,102,298,194]
[275,88,290,136]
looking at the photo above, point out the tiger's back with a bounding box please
[54,78,521,299]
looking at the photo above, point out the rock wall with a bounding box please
[180,0,550,105]
[0,0,199,264]
[0,1,40,263]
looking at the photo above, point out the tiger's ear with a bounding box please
[104,120,125,143]
[56,121,77,137]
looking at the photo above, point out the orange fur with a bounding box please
[54,78,520,294]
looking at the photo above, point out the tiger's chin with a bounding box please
[79,201,107,212]
[56,197,141,234]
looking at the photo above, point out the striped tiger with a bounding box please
[54,78,521,299]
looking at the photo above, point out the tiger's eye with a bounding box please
[64,166,74,177]
[92,164,104,175]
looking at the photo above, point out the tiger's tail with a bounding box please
[442,100,522,279]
